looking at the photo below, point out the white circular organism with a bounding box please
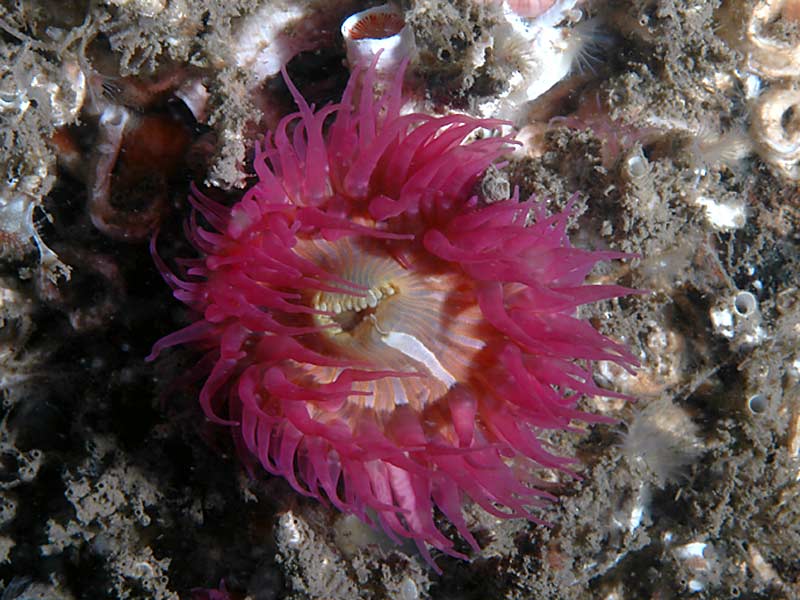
[748,393,768,414]
[751,86,800,181]
[733,291,758,317]
[625,151,649,180]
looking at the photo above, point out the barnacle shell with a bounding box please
[0,187,69,281]
[233,2,306,82]
[0,55,85,128]
[751,86,800,180]
[745,0,800,78]
[49,60,87,127]
[478,0,585,119]
[341,4,416,72]
[175,78,210,123]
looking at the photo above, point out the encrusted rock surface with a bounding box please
[0,0,798,598]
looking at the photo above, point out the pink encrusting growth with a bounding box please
[149,60,639,570]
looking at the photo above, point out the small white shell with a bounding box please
[733,291,759,318]
[341,4,416,72]
[175,77,210,123]
[751,86,800,180]
[745,0,800,78]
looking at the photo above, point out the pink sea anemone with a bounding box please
[149,61,639,569]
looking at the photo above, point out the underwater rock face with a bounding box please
[0,0,799,598]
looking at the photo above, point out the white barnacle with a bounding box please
[750,86,800,181]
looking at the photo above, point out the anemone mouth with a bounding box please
[310,282,398,334]
[295,234,488,416]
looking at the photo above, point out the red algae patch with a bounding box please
[149,62,639,570]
